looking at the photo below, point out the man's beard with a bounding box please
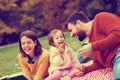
[77,30,87,41]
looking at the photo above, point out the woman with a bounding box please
[18,30,49,80]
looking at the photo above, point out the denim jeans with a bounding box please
[113,48,120,80]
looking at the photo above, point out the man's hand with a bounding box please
[78,43,92,58]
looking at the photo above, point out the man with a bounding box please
[65,11,120,80]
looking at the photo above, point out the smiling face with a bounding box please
[67,22,87,41]
[21,36,36,56]
[68,23,78,38]
[53,31,65,48]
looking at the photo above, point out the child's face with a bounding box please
[53,31,65,49]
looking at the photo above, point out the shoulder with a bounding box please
[42,48,49,54]
[96,12,112,16]
[18,53,27,64]
[49,46,58,53]
[18,53,24,60]
[95,12,118,20]
[94,12,119,25]
[96,12,111,15]
[37,48,49,63]
[41,48,49,58]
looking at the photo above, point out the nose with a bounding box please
[24,43,29,47]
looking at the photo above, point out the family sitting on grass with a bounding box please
[18,11,120,80]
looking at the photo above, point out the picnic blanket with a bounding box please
[72,68,114,80]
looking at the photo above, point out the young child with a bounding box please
[45,29,84,80]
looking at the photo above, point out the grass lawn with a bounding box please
[0,32,84,77]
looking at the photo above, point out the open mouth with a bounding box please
[24,48,31,52]
[58,41,64,44]
[58,41,65,49]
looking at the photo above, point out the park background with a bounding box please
[0,0,120,78]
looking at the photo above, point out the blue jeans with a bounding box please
[113,48,120,80]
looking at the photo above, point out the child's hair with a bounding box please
[19,30,43,57]
[48,29,65,46]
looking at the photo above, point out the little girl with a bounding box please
[45,29,84,80]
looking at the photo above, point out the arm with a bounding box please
[34,55,49,80]
[70,49,80,66]
[18,54,33,80]
[92,31,120,51]
[83,59,104,73]
[49,49,63,66]
[78,13,120,57]
[68,47,83,69]
[92,13,120,51]
[68,48,85,77]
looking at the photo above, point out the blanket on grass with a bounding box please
[72,68,114,80]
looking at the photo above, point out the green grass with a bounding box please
[0,32,84,77]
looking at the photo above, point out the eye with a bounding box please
[55,36,59,39]
[57,37,59,39]
[27,41,32,44]
[21,42,25,45]
[60,35,64,38]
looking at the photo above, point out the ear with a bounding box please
[76,20,82,27]
[76,20,80,24]
[51,41,55,46]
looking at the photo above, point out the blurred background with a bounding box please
[0,0,120,78]
[0,0,120,46]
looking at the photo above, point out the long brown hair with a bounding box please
[18,30,43,57]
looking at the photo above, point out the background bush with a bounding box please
[0,0,120,46]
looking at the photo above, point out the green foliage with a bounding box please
[0,0,120,45]
[0,0,18,10]
[0,44,20,77]
[0,20,17,34]
[0,20,18,45]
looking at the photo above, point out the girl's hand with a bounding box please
[74,70,84,77]
[74,65,85,77]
